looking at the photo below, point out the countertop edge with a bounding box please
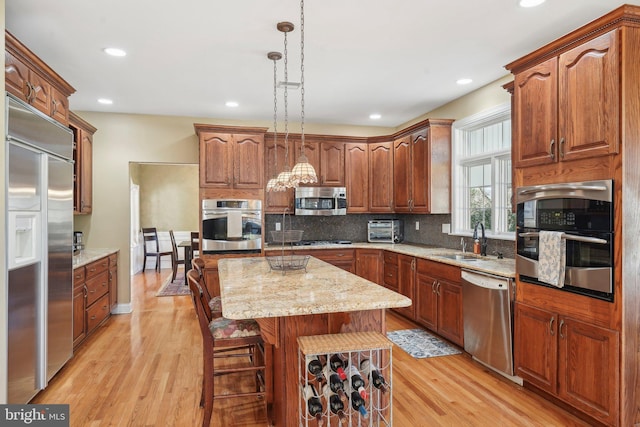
[73,248,119,268]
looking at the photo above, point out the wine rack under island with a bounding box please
[298,332,394,426]
[217,256,411,427]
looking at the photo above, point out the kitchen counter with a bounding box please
[217,256,412,319]
[265,242,516,278]
[72,248,119,268]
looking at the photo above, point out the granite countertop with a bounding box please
[73,248,119,268]
[217,256,412,320]
[265,242,515,278]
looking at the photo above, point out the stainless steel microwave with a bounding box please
[294,187,347,216]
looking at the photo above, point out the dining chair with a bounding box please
[168,230,186,283]
[186,269,266,427]
[192,257,222,317]
[142,227,172,272]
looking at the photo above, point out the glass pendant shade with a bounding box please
[266,177,278,192]
[275,167,294,189]
[290,154,318,186]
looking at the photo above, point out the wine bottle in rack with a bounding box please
[345,364,368,400]
[329,354,348,381]
[360,358,388,393]
[322,363,347,399]
[345,383,369,419]
[307,355,325,382]
[303,384,324,423]
[321,383,347,422]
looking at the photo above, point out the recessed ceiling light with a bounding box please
[519,0,545,7]
[225,101,239,108]
[103,47,126,57]
[456,78,473,85]
[369,113,382,120]
[97,98,113,105]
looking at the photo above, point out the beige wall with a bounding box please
[137,163,199,232]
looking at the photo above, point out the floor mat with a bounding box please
[386,328,462,359]
[156,273,191,296]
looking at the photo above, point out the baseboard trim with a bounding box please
[111,303,133,314]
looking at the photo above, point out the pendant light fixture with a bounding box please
[275,21,295,189]
[266,51,282,192]
[289,0,318,186]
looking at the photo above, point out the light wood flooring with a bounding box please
[32,269,591,426]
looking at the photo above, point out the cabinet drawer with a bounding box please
[383,251,398,264]
[301,249,355,261]
[418,259,461,282]
[86,257,109,279]
[85,270,109,306]
[383,264,399,291]
[73,267,85,286]
[109,253,117,267]
[87,294,110,333]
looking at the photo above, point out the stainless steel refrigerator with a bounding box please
[5,94,74,403]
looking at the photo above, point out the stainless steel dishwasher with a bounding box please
[461,269,520,383]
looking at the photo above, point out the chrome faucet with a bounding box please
[473,222,487,256]
[460,237,467,253]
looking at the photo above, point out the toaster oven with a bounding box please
[368,220,404,243]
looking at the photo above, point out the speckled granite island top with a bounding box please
[218,256,412,320]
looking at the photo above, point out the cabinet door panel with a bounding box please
[513,57,558,168]
[5,50,29,101]
[395,255,415,319]
[28,71,51,115]
[234,134,264,188]
[558,317,618,425]
[320,142,344,186]
[410,130,429,213]
[558,30,619,161]
[437,281,463,347]
[368,142,394,212]
[345,143,369,213]
[355,249,381,284]
[50,87,69,125]
[200,133,233,188]
[73,285,86,347]
[415,271,438,331]
[265,137,294,212]
[79,131,93,213]
[393,136,411,212]
[514,303,557,394]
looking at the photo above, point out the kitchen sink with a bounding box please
[435,254,479,261]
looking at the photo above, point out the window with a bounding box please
[451,103,515,239]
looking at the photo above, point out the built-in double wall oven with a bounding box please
[201,199,262,254]
[516,179,614,302]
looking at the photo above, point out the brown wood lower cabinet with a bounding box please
[73,252,117,349]
[514,302,619,426]
[415,259,463,347]
[286,248,356,273]
[355,248,382,284]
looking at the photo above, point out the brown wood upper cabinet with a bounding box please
[70,112,97,215]
[512,30,619,168]
[368,141,394,213]
[195,125,267,189]
[393,122,452,214]
[344,143,369,213]
[294,140,344,186]
[264,135,294,213]
[5,31,74,126]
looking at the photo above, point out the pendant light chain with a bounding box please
[272,55,279,175]
[300,0,305,154]
[283,30,290,169]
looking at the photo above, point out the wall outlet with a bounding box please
[275,222,281,231]
[415,221,420,231]
[442,223,451,234]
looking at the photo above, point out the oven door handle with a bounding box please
[518,232,608,245]
[517,183,609,196]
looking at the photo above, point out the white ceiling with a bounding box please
[5,0,631,128]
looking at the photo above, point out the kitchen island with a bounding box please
[218,256,412,427]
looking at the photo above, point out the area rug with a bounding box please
[156,273,191,297]
[386,328,462,359]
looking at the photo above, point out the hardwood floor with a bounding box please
[32,269,590,426]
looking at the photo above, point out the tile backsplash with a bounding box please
[265,213,515,258]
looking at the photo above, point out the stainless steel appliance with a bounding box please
[294,187,347,216]
[201,199,262,254]
[5,94,74,403]
[462,270,519,382]
[516,179,613,301]
[367,219,404,243]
